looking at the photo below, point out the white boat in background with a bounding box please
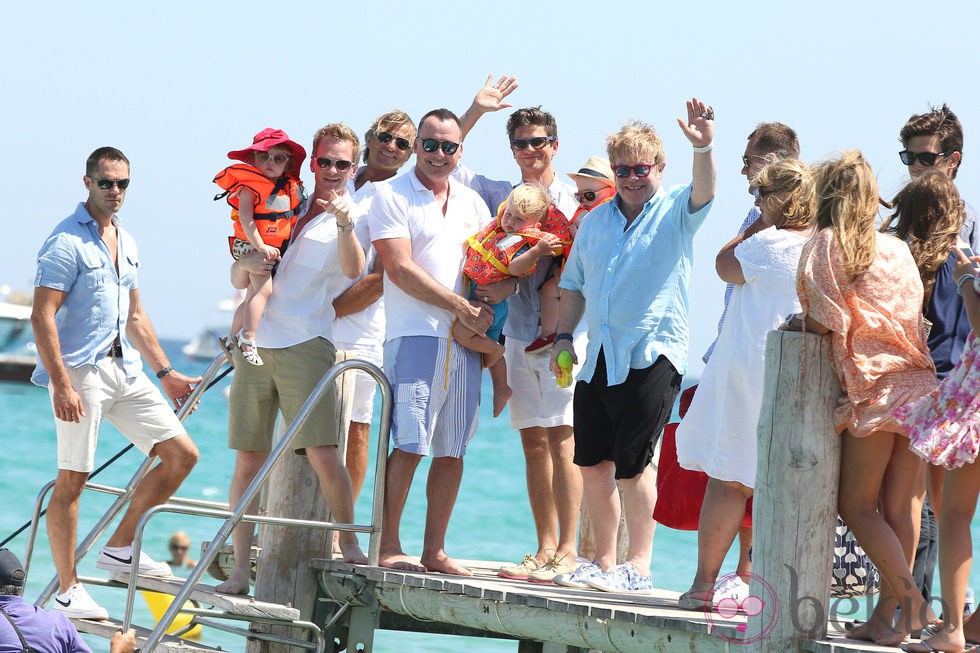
[183,296,240,362]
[0,298,36,383]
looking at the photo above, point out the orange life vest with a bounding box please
[213,164,304,249]
[463,203,574,285]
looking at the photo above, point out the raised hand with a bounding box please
[677,97,714,148]
[472,73,519,115]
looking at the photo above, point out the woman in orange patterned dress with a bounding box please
[787,151,937,647]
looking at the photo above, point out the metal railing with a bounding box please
[140,358,392,652]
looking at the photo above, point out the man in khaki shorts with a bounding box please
[31,146,201,620]
[216,123,369,595]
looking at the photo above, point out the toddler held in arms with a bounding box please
[213,128,306,366]
[457,183,566,416]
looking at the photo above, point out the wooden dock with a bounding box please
[310,558,912,653]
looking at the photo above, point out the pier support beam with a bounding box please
[746,331,842,652]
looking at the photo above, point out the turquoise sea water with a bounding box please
[1,339,977,652]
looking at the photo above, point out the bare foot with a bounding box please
[379,551,426,572]
[421,551,472,576]
[340,535,368,565]
[845,621,875,642]
[214,573,251,595]
[492,385,512,418]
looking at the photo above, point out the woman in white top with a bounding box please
[676,159,814,609]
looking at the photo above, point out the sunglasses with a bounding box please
[510,136,556,151]
[899,149,950,167]
[574,189,612,203]
[613,164,655,178]
[315,157,353,170]
[742,154,769,167]
[169,545,188,552]
[255,151,290,165]
[376,131,411,151]
[417,138,460,156]
[92,178,130,190]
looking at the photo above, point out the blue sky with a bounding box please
[5,1,979,376]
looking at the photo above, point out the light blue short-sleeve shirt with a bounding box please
[32,203,141,385]
[560,184,712,385]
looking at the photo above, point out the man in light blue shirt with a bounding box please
[31,147,200,620]
[549,100,716,594]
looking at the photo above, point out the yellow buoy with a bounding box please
[140,590,202,640]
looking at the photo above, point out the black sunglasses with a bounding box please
[613,164,655,178]
[315,157,353,170]
[510,136,555,151]
[93,178,130,190]
[898,149,950,167]
[417,138,460,155]
[376,131,411,151]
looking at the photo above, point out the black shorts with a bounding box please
[572,349,681,479]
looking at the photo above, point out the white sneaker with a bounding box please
[713,574,750,604]
[52,583,109,620]
[96,545,172,577]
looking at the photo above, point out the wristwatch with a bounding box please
[337,219,356,233]
[156,365,174,379]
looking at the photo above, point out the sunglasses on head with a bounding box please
[417,138,460,155]
[898,149,950,167]
[315,157,353,170]
[510,136,555,151]
[376,131,411,151]
[613,164,655,178]
[93,178,130,190]
[255,151,290,165]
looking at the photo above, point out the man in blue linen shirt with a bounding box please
[31,147,200,620]
[549,100,716,594]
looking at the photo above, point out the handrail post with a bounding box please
[745,331,842,652]
[143,359,390,653]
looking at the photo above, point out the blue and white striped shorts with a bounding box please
[383,336,481,457]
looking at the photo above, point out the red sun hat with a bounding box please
[228,128,307,179]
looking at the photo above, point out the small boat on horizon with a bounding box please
[0,298,37,383]
[183,296,240,362]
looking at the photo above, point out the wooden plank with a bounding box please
[72,616,223,653]
[106,575,301,620]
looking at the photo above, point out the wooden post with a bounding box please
[744,331,842,652]
[246,351,356,653]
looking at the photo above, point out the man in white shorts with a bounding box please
[333,110,417,502]
[456,78,584,583]
[369,108,492,574]
[31,147,201,620]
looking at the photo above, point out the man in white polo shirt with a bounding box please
[369,108,492,574]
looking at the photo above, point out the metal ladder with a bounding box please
[23,349,392,652]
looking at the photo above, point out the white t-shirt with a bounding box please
[368,167,491,339]
[258,200,354,349]
[332,177,392,346]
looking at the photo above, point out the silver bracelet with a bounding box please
[692,143,713,154]
[336,219,356,233]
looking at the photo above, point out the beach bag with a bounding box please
[653,385,752,530]
[831,516,880,597]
